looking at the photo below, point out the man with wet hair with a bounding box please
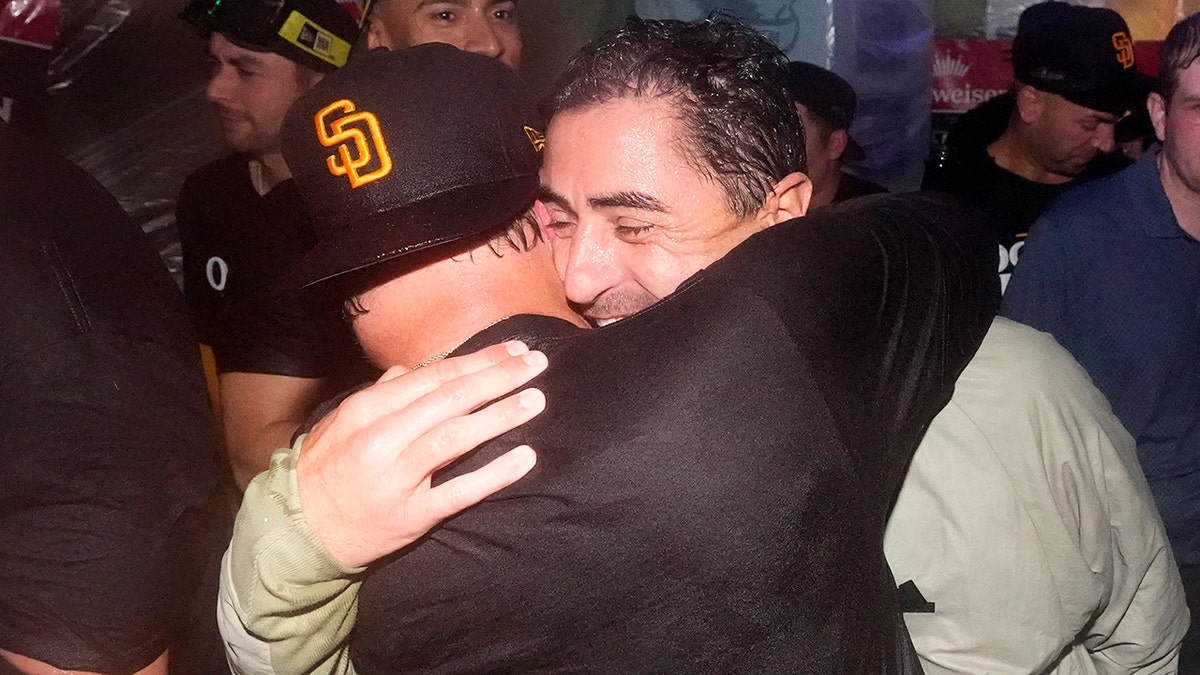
[544,17,1186,673]
[220,19,996,673]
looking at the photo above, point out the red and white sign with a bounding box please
[932,39,1014,113]
[1,0,60,50]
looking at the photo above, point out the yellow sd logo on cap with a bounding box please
[316,99,393,188]
[1112,31,1135,69]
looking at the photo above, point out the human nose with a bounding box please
[205,66,234,105]
[460,15,503,61]
[560,223,620,307]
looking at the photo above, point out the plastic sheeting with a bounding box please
[1,0,364,282]
[635,0,934,190]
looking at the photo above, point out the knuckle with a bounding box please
[435,379,473,407]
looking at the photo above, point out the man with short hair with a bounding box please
[360,0,520,67]
[1003,11,1200,669]
[936,1,1145,292]
[784,61,886,207]
[177,0,367,490]
[546,22,1187,674]
[221,22,997,673]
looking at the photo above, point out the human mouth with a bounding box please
[592,316,627,327]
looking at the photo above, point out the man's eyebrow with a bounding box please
[588,191,668,213]
[211,51,264,69]
[415,0,469,8]
[537,184,577,218]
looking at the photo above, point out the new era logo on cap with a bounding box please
[525,126,546,152]
[316,99,393,188]
[1011,1,1148,116]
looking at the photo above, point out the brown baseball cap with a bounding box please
[281,43,545,288]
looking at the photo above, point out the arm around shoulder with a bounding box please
[219,436,363,675]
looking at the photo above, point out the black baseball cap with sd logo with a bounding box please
[1011,1,1151,117]
[281,43,545,288]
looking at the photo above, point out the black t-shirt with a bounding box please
[0,122,222,672]
[833,171,887,203]
[348,193,998,674]
[936,93,1130,292]
[177,155,371,385]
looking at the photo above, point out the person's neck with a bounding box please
[809,168,840,208]
[1158,149,1200,240]
[988,128,1073,185]
[247,152,291,195]
[403,247,588,369]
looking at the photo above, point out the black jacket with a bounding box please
[350,193,999,674]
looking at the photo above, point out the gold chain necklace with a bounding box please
[410,316,514,370]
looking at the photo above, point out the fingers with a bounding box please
[400,386,546,477]
[368,350,549,448]
[413,444,537,524]
[316,343,544,445]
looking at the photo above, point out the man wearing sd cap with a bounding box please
[220,26,997,673]
[937,1,1147,292]
[177,0,370,491]
[1004,13,1200,667]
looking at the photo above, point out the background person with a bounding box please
[0,120,221,675]
[360,0,521,67]
[1003,11,1200,669]
[177,0,370,490]
[784,60,886,207]
[932,1,1146,292]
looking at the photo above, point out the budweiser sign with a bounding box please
[932,39,1013,113]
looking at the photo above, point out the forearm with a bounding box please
[219,372,328,490]
[220,437,363,675]
[226,420,306,490]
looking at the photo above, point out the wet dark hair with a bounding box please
[1161,12,1200,104]
[544,14,805,218]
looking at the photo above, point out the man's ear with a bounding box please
[1015,84,1044,125]
[531,199,558,244]
[1148,92,1167,143]
[827,128,849,162]
[758,172,812,227]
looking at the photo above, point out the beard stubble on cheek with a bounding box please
[580,287,660,326]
